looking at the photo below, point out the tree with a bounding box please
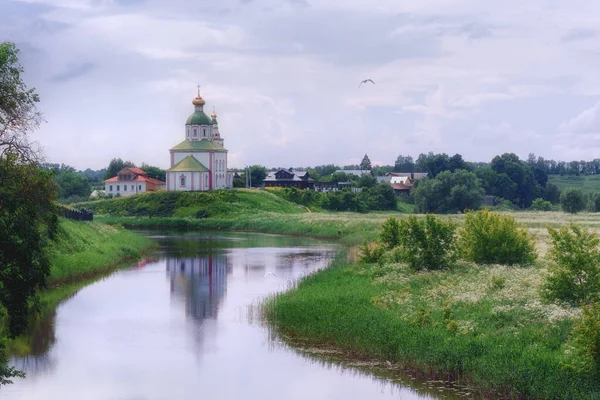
[55,171,91,199]
[360,154,372,170]
[561,188,586,214]
[0,42,42,161]
[357,173,377,188]
[394,155,414,172]
[543,183,560,204]
[490,153,541,207]
[248,165,267,187]
[141,164,166,182]
[104,158,136,180]
[0,43,58,385]
[411,170,484,214]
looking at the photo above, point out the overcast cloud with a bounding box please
[3,0,600,169]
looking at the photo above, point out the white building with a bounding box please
[104,167,166,197]
[166,90,233,191]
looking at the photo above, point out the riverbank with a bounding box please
[76,191,600,399]
[8,219,155,356]
[263,216,600,399]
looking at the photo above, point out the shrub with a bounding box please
[458,210,537,266]
[561,188,586,214]
[542,224,600,305]
[564,301,600,373]
[379,216,401,248]
[397,215,457,271]
[359,242,386,263]
[594,196,600,213]
[531,198,552,211]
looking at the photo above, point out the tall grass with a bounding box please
[267,259,599,399]
[46,219,154,285]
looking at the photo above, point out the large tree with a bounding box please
[411,169,484,213]
[360,154,372,170]
[104,158,136,180]
[0,42,58,385]
[141,164,166,182]
[0,42,42,161]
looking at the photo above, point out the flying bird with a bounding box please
[358,79,375,88]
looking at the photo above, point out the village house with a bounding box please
[378,172,429,195]
[104,167,166,197]
[263,168,315,189]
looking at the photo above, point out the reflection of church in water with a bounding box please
[166,253,231,320]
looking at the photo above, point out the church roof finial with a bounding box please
[192,84,205,106]
[211,106,217,119]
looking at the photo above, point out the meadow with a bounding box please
[548,174,600,195]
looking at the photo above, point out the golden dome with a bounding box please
[211,111,217,119]
[192,95,205,106]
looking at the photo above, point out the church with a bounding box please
[166,89,233,191]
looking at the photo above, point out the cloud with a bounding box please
[50,62,95,82]
[562,28,596,42]
[6,0,600,170]
[560,102,600,134]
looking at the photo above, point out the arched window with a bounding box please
[203,129,206,137]
[193,129,197,137]
[180,175,186,187]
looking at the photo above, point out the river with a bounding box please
[4,231,464,399]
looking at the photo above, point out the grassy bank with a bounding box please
[549,174,600,195]
[264,213,600,400]
[7,219,154,356]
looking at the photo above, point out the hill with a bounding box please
[78,189,307,218]
[548,174,600,195]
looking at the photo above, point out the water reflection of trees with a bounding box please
[9,313,57,375]
[166,253,231,321]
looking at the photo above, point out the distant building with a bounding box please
[166,89,233,191]
[104,167,166,197]
[264,168,315,189]
[378,172,429,195]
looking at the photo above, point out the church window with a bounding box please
[180,176,186,186]
[203,129,206,137]
[193,129,197,137]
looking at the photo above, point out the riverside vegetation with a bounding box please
[4,218,154,357]
[78,189,600,398]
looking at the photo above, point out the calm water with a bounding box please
[4,231,458,400]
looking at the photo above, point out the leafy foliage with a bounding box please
[544,183,561,204]
[104,158,136,180]
[140,164,166,182]
[458,210,537,265]
[359,154,372,170]
[531,198,553,211]
[411,169,484,213]
[564,301,600,373]
[0,42,42,161]
[542,224,600,305]
[561,188,586,214]
[489,153,542,208]
[379,216,402,248]
[395,215,458,271]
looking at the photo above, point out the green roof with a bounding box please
[170,139,227,152]
[167,156,209,172]
[186,111,212,125]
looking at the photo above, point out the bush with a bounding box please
[542,224,600,305]
[379,216,402,248]
[564,301,600,373]
[561,188,586,214]
[396,215,457,271]
[531,198,552,211]
[359,242,386,263]
[458,210,537,265]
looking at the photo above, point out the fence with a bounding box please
[56,205,94,221]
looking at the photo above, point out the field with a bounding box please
[549,174,600,195]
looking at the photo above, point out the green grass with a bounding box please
[549,175,600,195]
[46,219,154,285]
[6,218,154,356]
[78,189,306,218]
[266,257,599,399]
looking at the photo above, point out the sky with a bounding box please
[2,0,600,170]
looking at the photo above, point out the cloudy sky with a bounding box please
[2,0,600,170]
